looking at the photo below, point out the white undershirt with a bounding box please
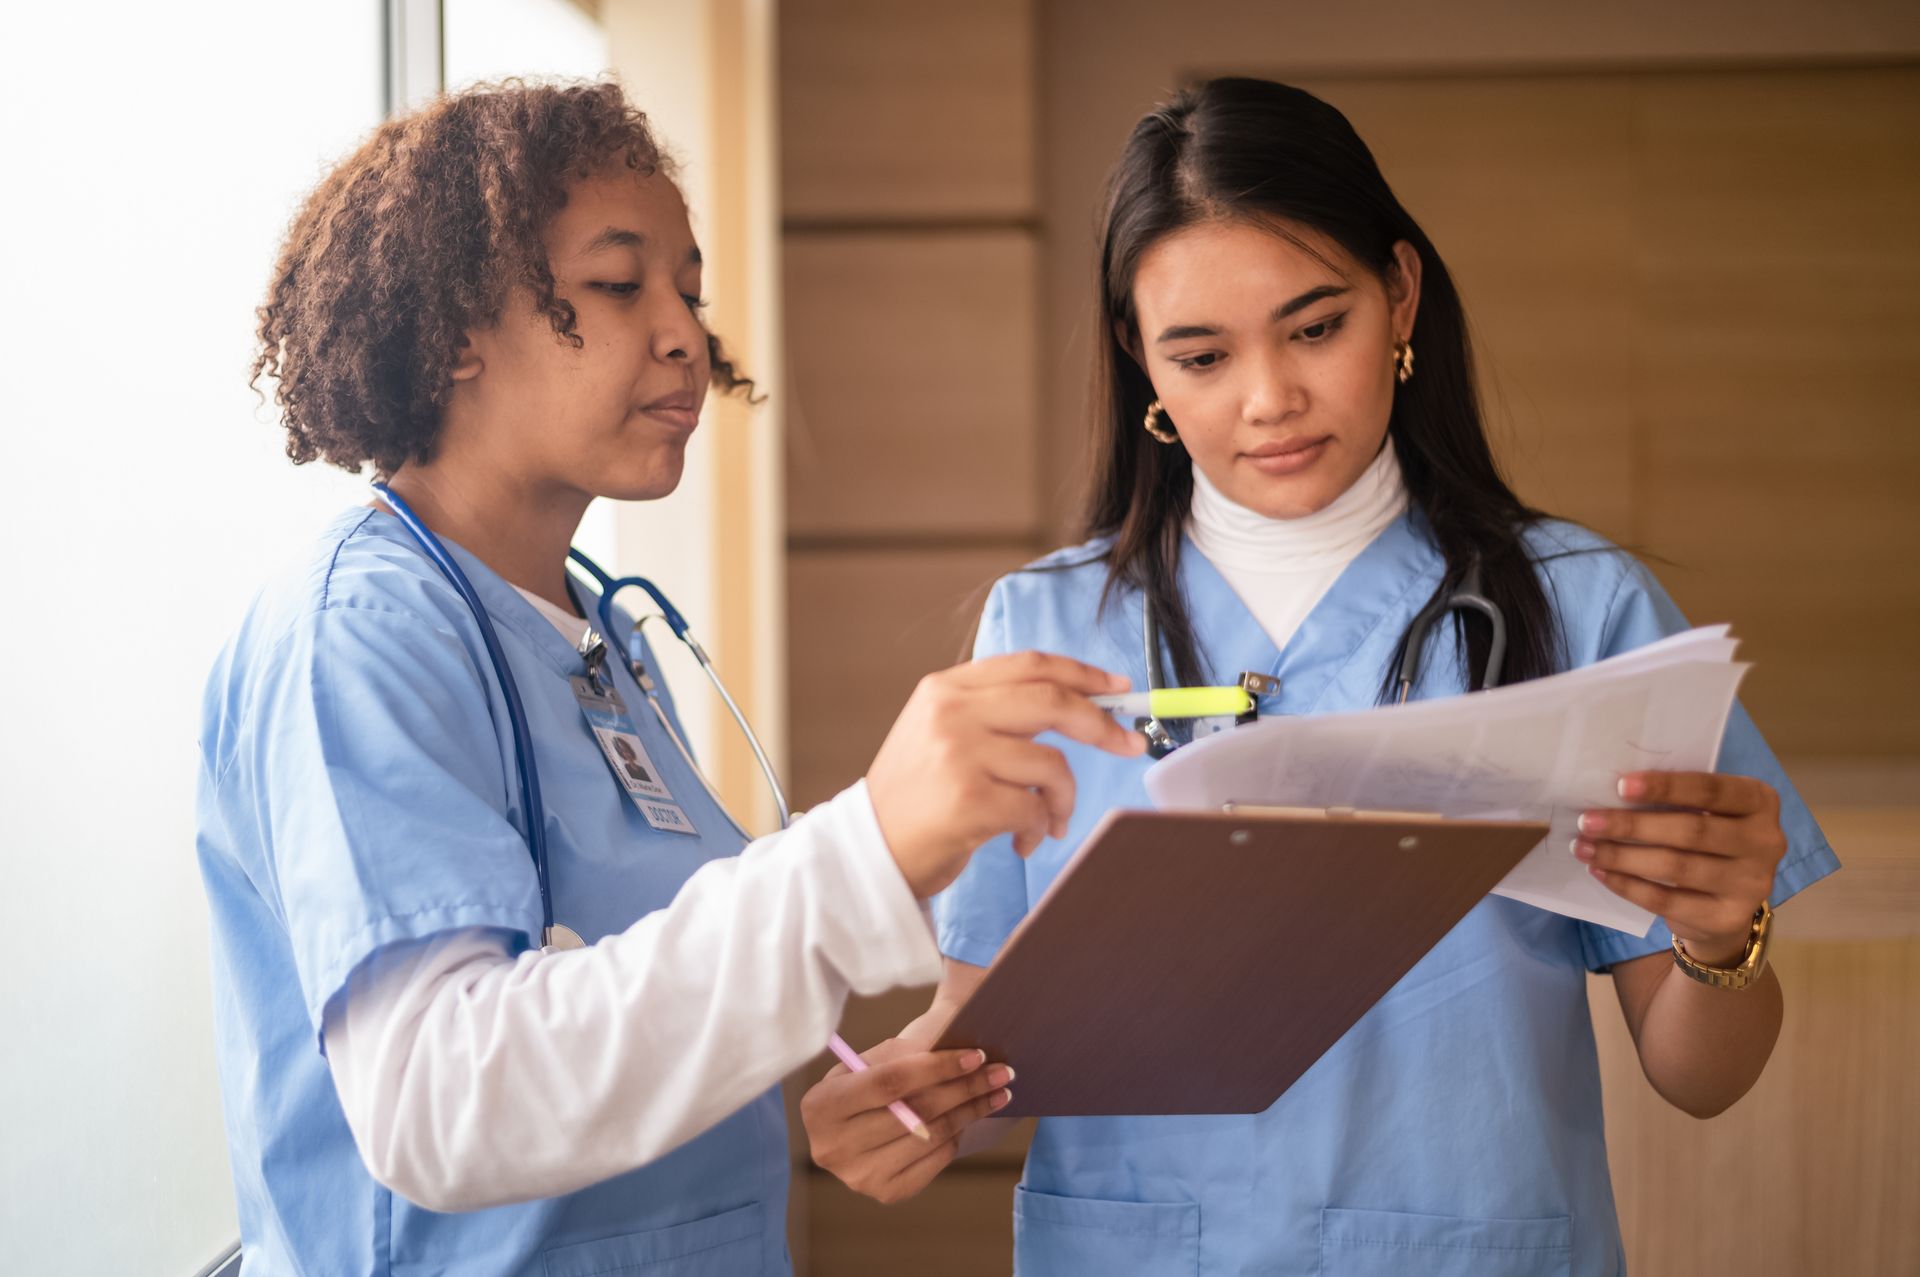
[514,585,592,646]
[321,584,941,1212]
[1186,444,1409,652]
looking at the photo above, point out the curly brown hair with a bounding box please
[251,78,754,476]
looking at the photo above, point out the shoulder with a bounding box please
[200,509,483,764]
[972,535,1133,660]
[981,536,1115,622]
[1517,518,1686,665]
[239,507,476,647]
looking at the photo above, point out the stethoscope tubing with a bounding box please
[372,485,790,936]
[373,484,556,932]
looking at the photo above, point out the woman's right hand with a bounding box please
[800,1037,1014,1205]
[867,651,1145,897]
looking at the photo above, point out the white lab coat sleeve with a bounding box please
[322,778,941,1212]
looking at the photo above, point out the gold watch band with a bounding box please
[1671,902,1773,990]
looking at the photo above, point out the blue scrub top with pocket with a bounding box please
[196,507,791,1276]
[933,514,1839,1277]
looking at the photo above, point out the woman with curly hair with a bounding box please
[198,79,1136,1274]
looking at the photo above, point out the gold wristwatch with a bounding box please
[1671,903,1773,990]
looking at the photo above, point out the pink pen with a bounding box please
[827,1032,931,1141]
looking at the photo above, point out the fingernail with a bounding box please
[1571,839,1595,863]
[1588,866,1607,881]
[963,1050,986,1071]
[1618,775,1644,800]
[988,1064,1013,1087]
[992,1088,1012,1109]
[1578,812,1604,835]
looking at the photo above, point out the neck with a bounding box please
[381,461,589,615]
[1188,444,1408,573]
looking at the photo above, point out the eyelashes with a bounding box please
[1168,312,1349,373]
[587,282,708,314]
[1298,313,1346,342]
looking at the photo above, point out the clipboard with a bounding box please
[932,807,1548,1117]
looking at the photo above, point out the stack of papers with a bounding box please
[1142,626,1748,934]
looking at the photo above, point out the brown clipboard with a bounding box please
[932,807,1548,1117]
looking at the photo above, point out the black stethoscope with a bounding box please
[1138,556,1506,759]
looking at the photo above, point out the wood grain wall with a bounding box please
[777,3,1044,1270]
[777,1,1920,1270]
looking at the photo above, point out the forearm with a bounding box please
[1621,951,1783,1119]
[327,781,942,1211]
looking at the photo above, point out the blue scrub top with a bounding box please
[196,508,791,1276]
[934,514,1838,1277]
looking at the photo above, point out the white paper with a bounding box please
[1142,627,1749,934]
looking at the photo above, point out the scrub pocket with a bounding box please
[1013,1185,1199,1276]
[1320,1205,1572,1277]
[541,1201,765,1276]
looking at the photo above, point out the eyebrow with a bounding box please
[583,227,644,254]
[580,226,704,267]
[1153,284,1351,343]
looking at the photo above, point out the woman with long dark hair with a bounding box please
[802,78,1838,1274]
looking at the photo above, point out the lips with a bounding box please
[1241,435,1332,476]
[638,388,699,432]
[1244,436,1329,459]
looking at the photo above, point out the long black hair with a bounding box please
[1085,77,1558,696]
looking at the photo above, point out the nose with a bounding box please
[649,291,706,368]
[1241,347,1306,426]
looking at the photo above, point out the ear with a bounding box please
[1386,240,1423,343]
[448,334,484,383]
[1113,318,1146,370]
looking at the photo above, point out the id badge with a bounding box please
[570,673,699,836]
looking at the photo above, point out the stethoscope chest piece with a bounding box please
[542,924,586,953]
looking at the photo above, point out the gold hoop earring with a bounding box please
[1142,398,1179,444]
[1394,340,1415,385]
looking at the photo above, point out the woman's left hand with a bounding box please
[1574,771,1787,964]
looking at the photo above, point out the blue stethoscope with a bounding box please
[372,483,790,950]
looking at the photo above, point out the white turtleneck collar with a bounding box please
[1186,442,1409,651]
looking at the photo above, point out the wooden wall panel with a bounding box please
[1774,807,1920,941]
[785,547,1036,808]
[1300,77,1639,541]
[780,2,1044,1264]
[1633,69,1920,757]
[1591,940,1920,1275]
[784,232,1042,537]
[1590,800,1920,1274]
[779,0,1036,221]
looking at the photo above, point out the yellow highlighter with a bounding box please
[1091,686,1255,720]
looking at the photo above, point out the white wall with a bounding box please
[0,5,379,1272]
